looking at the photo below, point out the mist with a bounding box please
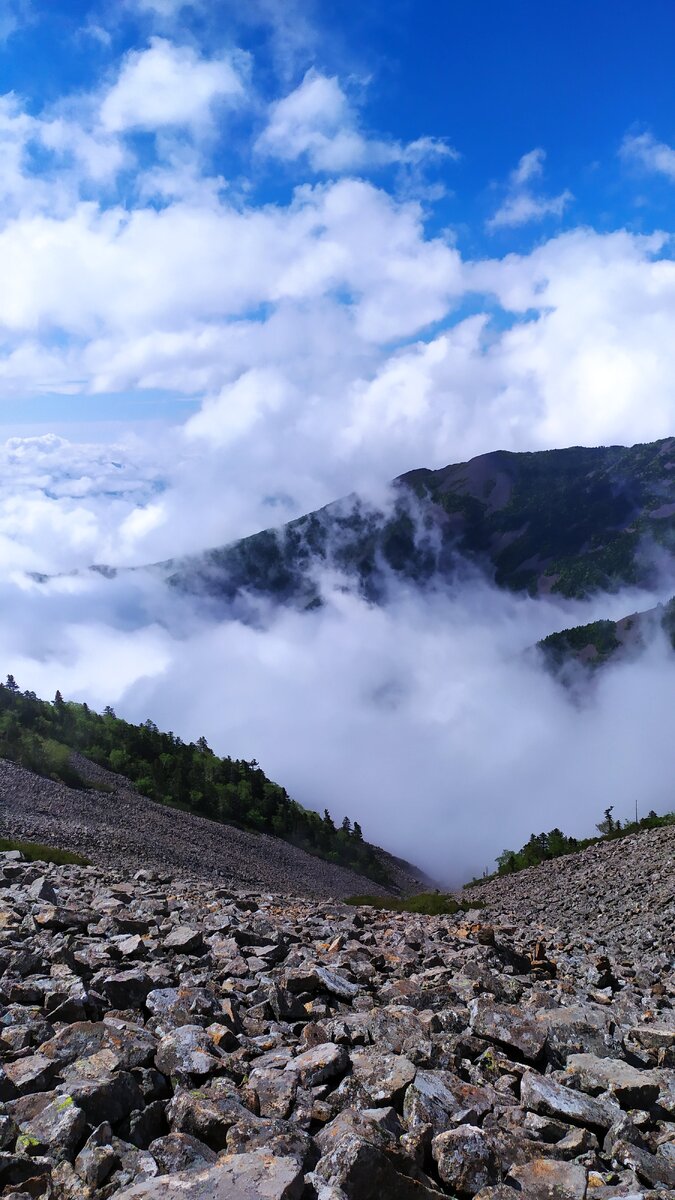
[2,561,674,885]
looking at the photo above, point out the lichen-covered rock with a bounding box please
[113,1150,305,1199]
[564,1053,662,1109]
[15,1095,85,1163]
[521,1069,620,1130]
[469,998,547,1062]
[508,1158,588,1198]
[431,1125,498,1194]
[284,1043,349,1088]
[349,1050,416,1104]
[154,1025,221,1078]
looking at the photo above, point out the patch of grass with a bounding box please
[0,837,89,867]
[344,892,485,916]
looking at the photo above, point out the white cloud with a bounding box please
[1,558,673,880]
[487,147,572,231]
[621,130,675,181]
[256,69,455,174]
[99,38,247,134]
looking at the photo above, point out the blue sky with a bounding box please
[3,0,675,253]
[2,0,675,568]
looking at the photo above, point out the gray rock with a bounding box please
[432,1125,498,1194]
[313,1135,444,1199]
[58,1070,144,1126]
[101,969,153,1009]
[469,998,547,1062]
[285,1043,349,1088]
[508,1158,588,1198]
[403,1068,493,1134]
[167,1085,251,1150]
[112,1150,305,1198]
[3,1055,55,1097]
[145,986,221,1033]
[163,926,204,954]
[521,1069,620,1130]
[564,1053,662,1109]
[148,1132,217,1173]
[16,1095,85,1163]
[611,1138,675,1189]
[349,1050,416,1104]
[154,1025,221,1078]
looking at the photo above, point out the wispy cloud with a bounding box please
[0,0,32,44]
[256,68,456,174]
[487,147,572,231]
[621,129,675,181]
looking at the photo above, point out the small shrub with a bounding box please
[344,892,485,916]
[0,838,89,866]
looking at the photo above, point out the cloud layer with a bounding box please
[1,8,675,877]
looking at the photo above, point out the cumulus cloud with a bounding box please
[621,130,675,181]
[256,69,455,174]
[99,38,247,134]
[487,147,572,231]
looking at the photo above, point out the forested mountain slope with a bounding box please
[0,680,424,891]
[155,437,675,607]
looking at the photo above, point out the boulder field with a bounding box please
[0,828,673,1198]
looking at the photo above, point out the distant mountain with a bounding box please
[158,437,675,610]
[538,595,675,673]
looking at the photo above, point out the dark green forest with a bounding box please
[0,677,389,885]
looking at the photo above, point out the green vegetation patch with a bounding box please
[345,892,485,916]
[0,837,89,866]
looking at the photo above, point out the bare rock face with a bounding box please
[0,831,673,1199]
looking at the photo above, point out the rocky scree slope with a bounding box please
[0,826,673,1199]
[0,757,426,901]
[462,821,674,964]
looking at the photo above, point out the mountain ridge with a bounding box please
[153,436,675,613]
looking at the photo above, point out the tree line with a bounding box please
[0,677,389,885]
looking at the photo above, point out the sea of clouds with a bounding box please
[2,0,675,878]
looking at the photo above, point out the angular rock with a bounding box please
[508,1158,588,1198]
[58,1071,143,1126]
[163,926,204,955]
[521,1070,620,1131]
[349,1050,416,1104]
[16,1096,86,1163]
[112,1150,305,1199]
[285,1044,349,1088]
[565,1053,661,1109]
[154,1025,221,1078]
[313,1135,444,1199]
[469,998,546,1062]
[432,1125,498,1194]
[145,987,220,1033]
[148,1132,217,1173]
[101,970,153,1010]
[403,1069,493,1134]
[167,1085,251,1151]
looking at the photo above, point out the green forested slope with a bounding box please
[0,678,389,885]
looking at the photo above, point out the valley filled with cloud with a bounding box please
[2,0,675,878]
